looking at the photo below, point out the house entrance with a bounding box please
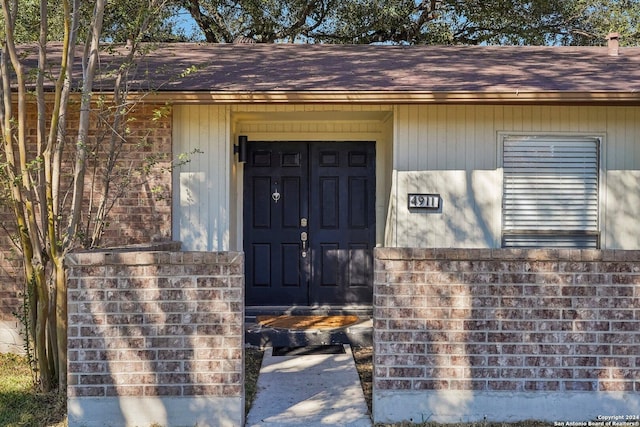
[243,141,375,306]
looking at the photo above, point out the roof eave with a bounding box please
[139,90,640,105]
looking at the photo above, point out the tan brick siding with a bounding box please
[66,248,243,399]
[374,248,640,394]
[0,103,172,324]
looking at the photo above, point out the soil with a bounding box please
[244,347,264,414]
[352,346,374,413]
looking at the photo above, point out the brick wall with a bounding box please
[87,103,173,246]
[373,248,640,424]
[0,248,24,353]
[0,102,172,353]
[66,246,244,427]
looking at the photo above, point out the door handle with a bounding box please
[300,232,308,258]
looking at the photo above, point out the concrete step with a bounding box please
[245,305,373,317]
[245,306,373,348]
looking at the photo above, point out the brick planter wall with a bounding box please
[66,246,244,427]
[373,248,640,424]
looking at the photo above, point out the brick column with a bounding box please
[67,246,244,427]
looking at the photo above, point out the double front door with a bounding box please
[244,141,375,306]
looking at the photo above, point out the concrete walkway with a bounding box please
[245,344,372,427]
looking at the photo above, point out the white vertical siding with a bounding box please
[379,114,394,247]
[388,105,640,249]
[391,105,502,248]
[173,105,230,251]
[173,104,640,251]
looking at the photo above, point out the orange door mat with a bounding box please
[256,315,360,330]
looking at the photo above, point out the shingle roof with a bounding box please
[151,43,640,91]
[21,43,640,103]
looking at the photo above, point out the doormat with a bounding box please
[256,315,359,330]
[272,345,346,356]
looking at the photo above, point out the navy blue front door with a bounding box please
[243,141,375,306]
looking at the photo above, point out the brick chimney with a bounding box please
[607,32,620,56]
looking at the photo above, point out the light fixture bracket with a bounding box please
[234,135,247,163]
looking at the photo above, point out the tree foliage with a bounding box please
[443,0,581,45]
[573,0,640,46]
[0,0,188,43]
[179,0,640,45]
[103,0,187,42]
[178,0,338,42]
[5,0,639,45]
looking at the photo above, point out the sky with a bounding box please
[173,8,205,41]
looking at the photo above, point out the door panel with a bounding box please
[251,244,271,286]
[244,142,308,305]
[348,245,371,286]
[244,141,375,306]
[309,142,375,305]
[282,177,302,228]
[349,177,368,228]
[320,178,339,228]
[251,177,271,229]
[282,244,301,286]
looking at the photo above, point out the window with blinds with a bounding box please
[502,136,600,248]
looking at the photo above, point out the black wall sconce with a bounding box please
[234,135,248,163]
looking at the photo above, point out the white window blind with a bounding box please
[502,136,600,248]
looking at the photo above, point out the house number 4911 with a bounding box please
[408,193,440,209]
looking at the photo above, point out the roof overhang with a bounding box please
[141,90,640,105]
[14,43,640,104]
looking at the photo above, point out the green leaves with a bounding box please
[4,0,638,45]
[179,0,639,45]
[574,0,640,46]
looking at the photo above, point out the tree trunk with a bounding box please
[54,256,67,389]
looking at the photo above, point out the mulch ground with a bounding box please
[352,346,374,413]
